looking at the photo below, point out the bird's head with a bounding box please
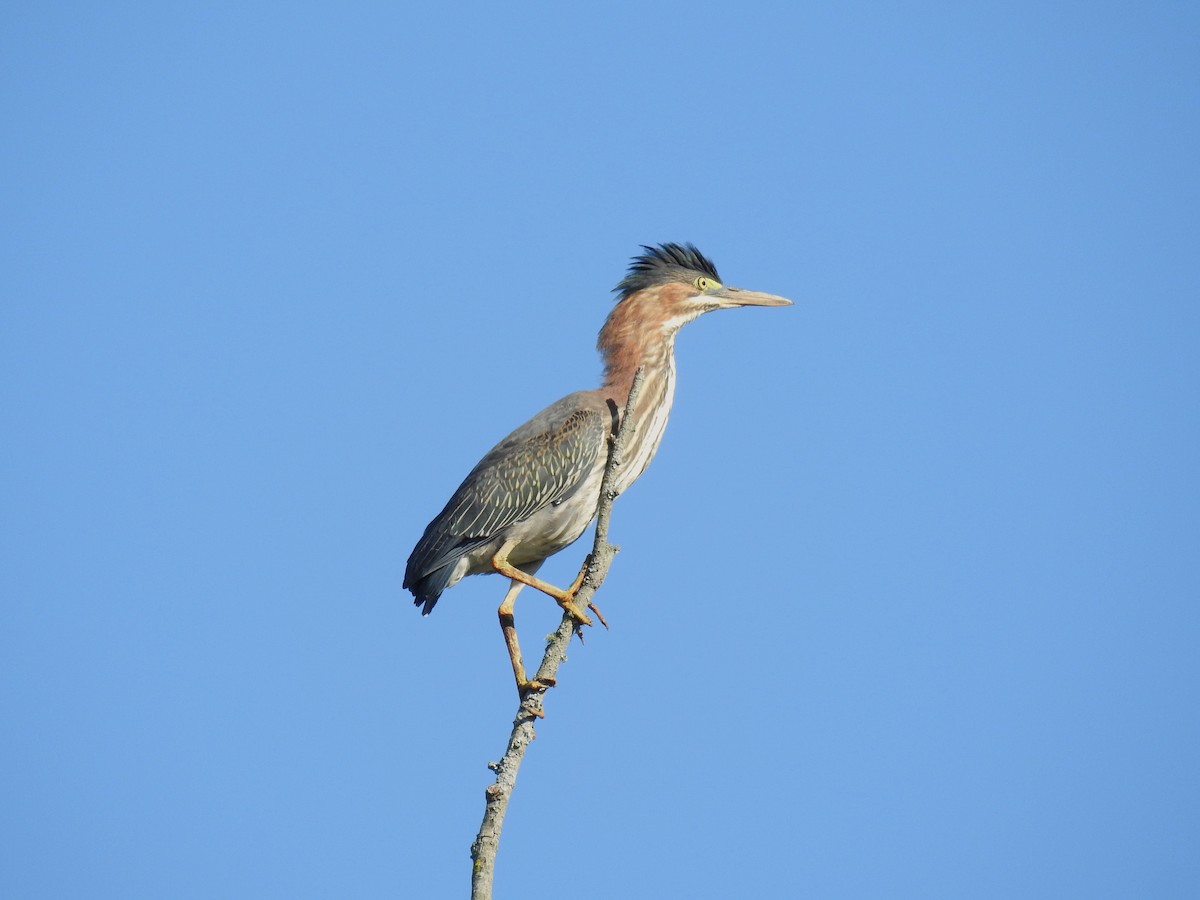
[598,243,791,381]
[612,242,791,331]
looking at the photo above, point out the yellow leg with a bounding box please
[497,579,555,705]
[565,557,589,595]
[491,543,594,627]
[565,555,609,630]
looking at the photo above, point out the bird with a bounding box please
[404,243,791,697]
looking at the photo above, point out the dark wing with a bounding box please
[404,393,608,613]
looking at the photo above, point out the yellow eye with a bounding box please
[695,276,716,291]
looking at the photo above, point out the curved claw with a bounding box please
[586,599,609,630]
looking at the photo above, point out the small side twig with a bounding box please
[469,369,645,900]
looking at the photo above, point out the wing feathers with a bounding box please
[404,400,606,592]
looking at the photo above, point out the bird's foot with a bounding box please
[519,675,556,694]
[557,596,593,627]
[518,676,556,713]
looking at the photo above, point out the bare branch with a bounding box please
[469,369,645,900]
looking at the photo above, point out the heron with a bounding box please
[404,243,791,696]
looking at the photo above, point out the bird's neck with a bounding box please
[600,338,676,399]
[597,308,681,491]
[597,297,681,397]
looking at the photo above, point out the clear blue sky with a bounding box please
[3,3,1198,898]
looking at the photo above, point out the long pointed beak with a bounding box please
[710,285,793,308]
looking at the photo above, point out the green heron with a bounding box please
[404,243,791,695]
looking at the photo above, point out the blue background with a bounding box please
[3,3,1198,898]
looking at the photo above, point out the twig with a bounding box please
[469,369,645,900]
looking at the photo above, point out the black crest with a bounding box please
[614,243,721,301]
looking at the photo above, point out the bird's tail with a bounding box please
[405,564,456,616]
